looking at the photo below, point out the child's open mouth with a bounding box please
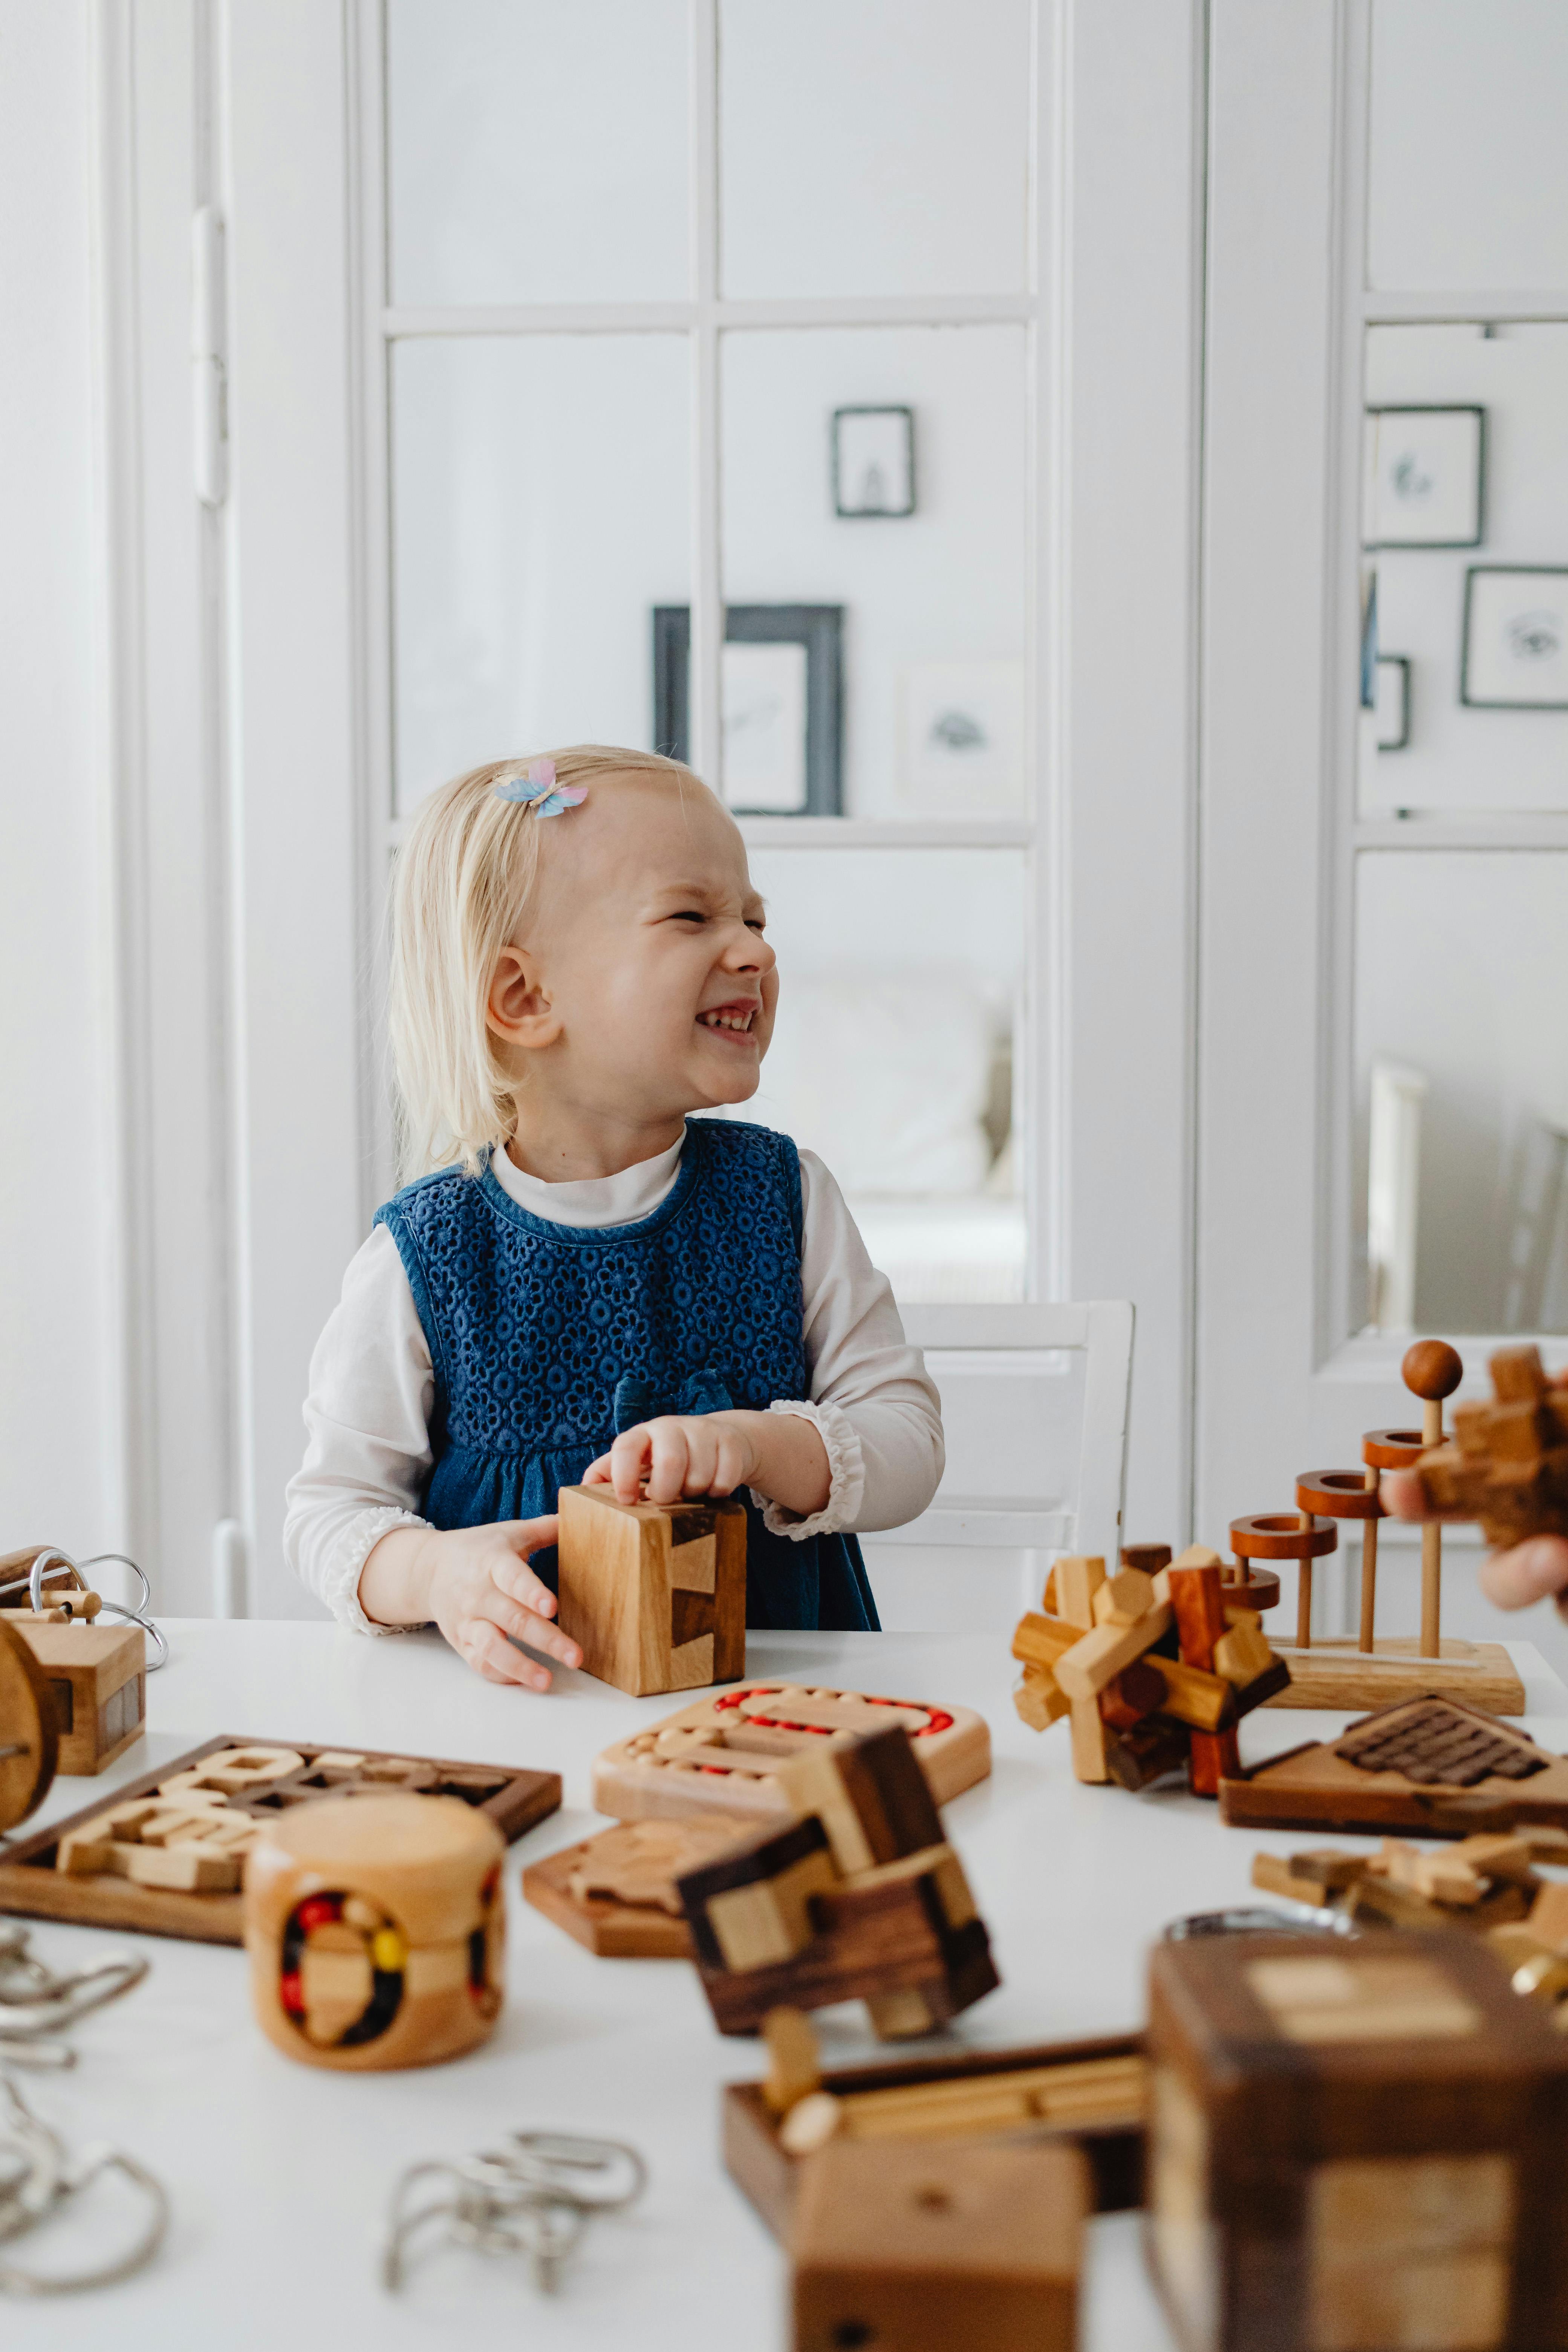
[698,1004,757,1038]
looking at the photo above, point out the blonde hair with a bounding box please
[387,744,699,1178]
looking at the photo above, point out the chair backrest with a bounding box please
[858,1300,1134,1633]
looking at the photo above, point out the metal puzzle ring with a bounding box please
[0,2148,170,2295]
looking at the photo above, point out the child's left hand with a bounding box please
[585,1413,763,1506]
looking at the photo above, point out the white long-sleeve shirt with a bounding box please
[284,1134,944,1632]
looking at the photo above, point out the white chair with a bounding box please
[859,1300,1135,1634]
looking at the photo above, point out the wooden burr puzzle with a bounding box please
[1234,1338,1525,1714]
[0,1735,561,1944]
[675,1722,997,2040]
[1011,1548,1290,1795]
[555,1483,746,1696]
[1409,1341,1568,1546]
[245,1790,506,2071]
[1145,1928,1568,2352]
[1219,1694,1568,1839]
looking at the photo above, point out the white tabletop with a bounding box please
[9,1621,1566,2345]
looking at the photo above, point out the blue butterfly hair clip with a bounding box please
[492,758,587,818]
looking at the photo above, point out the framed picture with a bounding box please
[897,660,1026,813]
[832,407,915,518]
[1364,406,1485,548]
[1461,567,1568,709]
[652,606,844,814]
[1374,655,1410,750]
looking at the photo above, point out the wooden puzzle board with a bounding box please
[0,1734,561,1944]
[522,1815,753,1959]
[591,1683,991,1825]
[1220,1696,1568,1839]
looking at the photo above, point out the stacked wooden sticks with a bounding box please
[1011,1548,1288,1795]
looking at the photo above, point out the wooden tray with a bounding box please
[522,1815,756,1959]
[724,2032,1146,2241]
[1220,1695,1568,1839]
[0,1734,561,1945]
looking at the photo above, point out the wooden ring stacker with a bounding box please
[1229,1514,1338,1653]
[1297,1469,1386,1658]
[0,1620,58,1834]
[1400,1338,1464,1660]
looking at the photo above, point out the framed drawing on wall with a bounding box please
[1365,406,1485,549]
[652,606,844,815]
[1461,567,1568,708]
[831,406,916,518]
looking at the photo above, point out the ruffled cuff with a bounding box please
[321,1507,430,1635]
[752,1399,865,1541]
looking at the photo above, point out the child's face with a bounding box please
[494,774,779,1128]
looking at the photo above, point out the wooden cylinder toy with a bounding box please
[1403,1340,1463,1662]
[1228,1514,1337,1653]
[244,1792,504,2071]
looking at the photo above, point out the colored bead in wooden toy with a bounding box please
[244,1791,505,2070]
[556,1484,746,1697]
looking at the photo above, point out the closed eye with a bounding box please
[667,910,708,924]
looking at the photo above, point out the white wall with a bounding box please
[0,3,120,1564]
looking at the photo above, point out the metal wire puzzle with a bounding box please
[0,2073,168,2294]
[1,1546,168,1670]
[384,2129,648,2294]
[0,1926,148,2070]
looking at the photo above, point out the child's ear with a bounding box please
[485,945,561,1050]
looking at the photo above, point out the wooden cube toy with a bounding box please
[0,1619,58,1832]
[1146,1928,1568,2352]
[5,1618,145,1773]
[792,2136,1086,2352]
[244,1791,505,2070]
[556,1484,745,1696]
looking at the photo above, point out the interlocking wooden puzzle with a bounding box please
[676,1722,998,2040]
[1011,1549,1288,1795]
[522,1815,751,1958]
[556,1484,746,1696]
[1410,1342,1568,1547]
[0,1735,561,1944]
[1219,1694,1568,1839]
[1145,1928,1568,2352]
[591,1681,991,1824]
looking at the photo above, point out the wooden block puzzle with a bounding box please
[1144,1928,1568,2352]
[1250,1834,1567,1942]
[1413,1343,1568,1548]
[0,1617,57,1833]
[555,1483,746,1696]
[791,2136,1087,2352]
[676,1723,998,2041]
[3,1617,145,1773]
[0,1735,560,1943]
[590,1681,991,1825]
[1012,1553,1288,1800]
[521,1815,749,1958]
[245,1790,506,2071]
[1220,1695,1568,1840]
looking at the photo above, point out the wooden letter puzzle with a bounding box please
[1145,1928,1568,2352]
[556,1484,746,1696]
[1219,1694,1568,1840]
[1413,1343,1568,1548]
[676,1723,998,2040]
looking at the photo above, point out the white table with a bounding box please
[10,1622,1566,2346]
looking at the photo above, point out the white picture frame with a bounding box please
[1461,567,1568,709]
[721,640,809,811]
[832,406,915,518]
[897,660,1026,813]
[1364,406,1484,549]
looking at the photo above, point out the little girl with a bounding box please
[284,745,944,1687]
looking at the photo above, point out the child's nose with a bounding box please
[723,923,774,972]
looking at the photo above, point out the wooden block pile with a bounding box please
[1253,1832,1568,2016]
[1011,1548,1289,1796]
[1413,1341,1568,1546]
[675,1722,999,2041]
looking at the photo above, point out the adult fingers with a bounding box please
[1480,1537,1568,1613]
[462,1620,553,1691]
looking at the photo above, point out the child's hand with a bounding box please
[585,1414,763,1507]
[360,1516,581,1689]
[1382,1464,1568,1621]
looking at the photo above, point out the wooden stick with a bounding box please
[835,2057,1147,2142]
[1421,1396,1443,1658]
[1297,1504,1314,1652]
[1359,1469,1378,1654]
[838,2055,1143,2123]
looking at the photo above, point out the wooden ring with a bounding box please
[1295,1470,1384,1521]
[1362,1426,1425,1471]
[1228,1512,1339,1562]
[1218,1564,1281,1611]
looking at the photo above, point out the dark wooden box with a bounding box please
[1145,1930,1568,2352]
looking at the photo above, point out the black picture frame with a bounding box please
[652,605,844,815]
[831,406,916,519]
[1460,565,1568,710]
[1364,404,1486,550]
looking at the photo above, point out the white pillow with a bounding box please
[728,967,994,1195]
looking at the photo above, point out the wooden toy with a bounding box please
[0,1734,560,1943]
[2,1619,145,1773]
[591,1681,990,1825]
[676,1723,997,2040]
[245,1790,505,2070]
[1250,1830,1568,1933]
[791,2136,1087,2352]
[1235,1340,1526,1714]
[522,1815,750,1957]
[1410,1342,1568,1547]
[555,1484,745,1696]
[1219,1693,1568,1839]
[0,1618,58,1833]
[1145,1927,1568,2352]
[1012,1550,1288,1796]
[726,2021,1145,2242]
